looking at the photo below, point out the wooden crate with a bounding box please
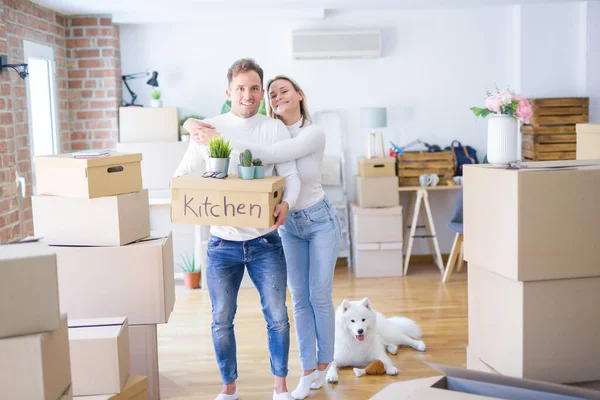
[396,151,455,187]
[521,97,588,161]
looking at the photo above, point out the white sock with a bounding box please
[214,389,238,400]
[291,370,319,399]
[310,368,329,390]
[273,390,294,400]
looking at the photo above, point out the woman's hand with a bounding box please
[183,119,219,145]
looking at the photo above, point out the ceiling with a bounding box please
[31,0,593,23]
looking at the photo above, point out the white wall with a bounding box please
[120,3,590,255]
[588,1,600,121]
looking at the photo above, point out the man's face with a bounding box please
[226,70,264,118]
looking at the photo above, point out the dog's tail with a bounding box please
[386,316,422,339]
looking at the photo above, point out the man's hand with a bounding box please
[272,201,289,229]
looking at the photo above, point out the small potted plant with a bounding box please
[151,88,162,107]
[207,136,232,174]
[239,149,255,180]
[253,158,264,178]
[178,253,200,289]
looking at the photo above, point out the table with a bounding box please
[399,184,462,276]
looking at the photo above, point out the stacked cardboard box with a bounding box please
[464,162,600,385]
[576,123,600,160]
[0,242,73,399]
[32,152,175,400]
[351,157,402,277]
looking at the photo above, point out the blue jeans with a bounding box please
[206,230,290,384]
[279,196,341,370]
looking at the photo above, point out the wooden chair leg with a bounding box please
[456,238,465,273]
[443,233,463,283]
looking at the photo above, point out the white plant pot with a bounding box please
[181,135,190,142]
[151,99,162,108]
[487,114,518,165]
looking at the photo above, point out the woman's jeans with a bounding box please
[206,230,290,384]
[279,196,341,370]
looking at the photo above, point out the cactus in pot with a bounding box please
[239,149,255,180]
[252,158,264,179]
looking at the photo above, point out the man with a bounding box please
[173,59,300,400]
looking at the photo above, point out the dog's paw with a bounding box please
[415,340,426,352]
[385,365,399,376]
[326,371,339,383]
[386,344,399,355]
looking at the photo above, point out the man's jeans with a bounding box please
[206,230,290,384]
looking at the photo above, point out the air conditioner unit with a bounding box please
[291,30,382,60]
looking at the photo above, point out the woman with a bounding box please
[185,76,341,399]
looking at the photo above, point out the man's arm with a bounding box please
[273,121,301,211]
[173,118,217,177]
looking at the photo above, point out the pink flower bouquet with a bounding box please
[471,89,532,124]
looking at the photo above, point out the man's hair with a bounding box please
[227,58,264,87]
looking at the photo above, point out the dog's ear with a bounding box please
[342,299,350,312]
[361,297,372,310]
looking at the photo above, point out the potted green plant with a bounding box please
[239,149,255,180]
[180,131,190,142]
[151,88,162,108]
[207,136,232,174]
[178,253,200,289]
[252,158,264,178]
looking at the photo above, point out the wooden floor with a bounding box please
[157,263,468,400]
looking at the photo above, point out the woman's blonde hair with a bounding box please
[266,75,312,128]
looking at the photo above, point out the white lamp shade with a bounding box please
[360,107,387,129]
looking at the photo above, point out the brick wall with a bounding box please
[0,0,122,243]
[67,16,121,151]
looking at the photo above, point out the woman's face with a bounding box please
[268,79,303,116]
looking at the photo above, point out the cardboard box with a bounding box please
[116,141,189,189]
[34,152,143,199]
[0,314,71,399]
[0,241,60,339]
[33,190,150,247]
[119,107,179,143]
[355,176,399,208]
[171,174,285,228]
[576,123,600,160]
[468,265,600,383]
[466,346,499,375]
[463,162,600,281]
[370,363,600,400]
[353,242,403,278]
[358,156,396,177]
[351,203,402,244]
[69,317,130,396]
[59,385,73,400]
[129,325,159,400]
[54,234,175,325]
[73,375,148,400]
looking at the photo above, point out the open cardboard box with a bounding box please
[371,363,600,399]
[171,173,285,228]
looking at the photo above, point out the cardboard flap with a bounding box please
[427,363,600,399]
[68,324,122,340]
[120,375,148,397]
[34,152,142,168]
[0,241,56,259]
[171,173,285,192]
[68,317,127,329]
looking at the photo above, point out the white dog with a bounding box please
[325,297,426,383]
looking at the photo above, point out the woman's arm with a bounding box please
[233,124,325,164]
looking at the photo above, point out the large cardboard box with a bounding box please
[74,375,148,400]
[466,346,499,375]
[0,241,60,339]
[463,162,600,281]
[171,174,285,228]
[353,242,403,278]
[0,314,71,399]
[129,325,159,400]
[370,363,600,400]
[54,234,175,325]
[358,156,396,177]
[59,385,73,400]
[33,190,150,246]
[69,317,130,396]
[576,123,600,160]
[34,152,143,199]
[119,107,179,143]
[351,203,402,244]
[355,176,399,208]
[468,265,600,384]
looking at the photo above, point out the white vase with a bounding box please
[151,99,162,108]
[487,114,518,165]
